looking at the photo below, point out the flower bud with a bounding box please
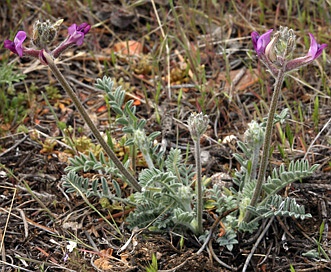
[32,19,63,49]
[188,113,209,141]
[265,26,296,67]
[244,120,264,148]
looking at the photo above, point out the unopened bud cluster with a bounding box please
[244,121,264,148]
[188,113,209,141]
[265,26,296,66]
[32,19,64,49]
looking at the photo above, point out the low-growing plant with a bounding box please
[3,18,326,266]
[0,63,27,133]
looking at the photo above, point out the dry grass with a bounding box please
[0,0,330,271]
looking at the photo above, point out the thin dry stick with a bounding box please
[0,134,28,157]
[242,216,275,272]
[196,207,238,254]
[17,208,29,238]
[43,52,141,192]
[0,230,5,272]
[158,255,197,272]
[0,186,16,258]
[207,241,234,270]
[21,179,56,220]
[0,260,35,272]
[150,0,171,100]
[304,117,331,160]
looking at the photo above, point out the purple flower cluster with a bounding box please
[52,23,91,58]
[251,28,327,74]
[4,22,91,64]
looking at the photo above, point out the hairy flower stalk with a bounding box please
[43,52,141,192]
[188,112,209,234]
[4,20,142,192]
[244,27,327,222]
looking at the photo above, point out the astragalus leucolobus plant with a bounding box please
[4,20,326,247]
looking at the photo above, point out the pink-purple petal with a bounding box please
[314,43,327,59]
[15,31,27,42]
[4,31,27,57]
[75,33,85,46]
[66,23,90,46]
[251,31,259,51]
[4,40,16,53]
[14,31,27,57]
[77,23,90,34]
[68,24,77,35]
[307,33,318,58]
[251,29,273,55]
[256,29,273,55]
[285,34,327,72]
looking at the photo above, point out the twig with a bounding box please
[0,185,16,258]
[304,117,331,160]
[158,255,197,272]
[0,134,28,157]
[257,240,273,267]
[17,208,29,238]
[243,216,275,272]
[207,240,235,270]
[84,230,99,252]
[0,230,5,272]
[0,260,35,272]
[20,179,56,221]
[150,0,171,100]
[197,207,238,254]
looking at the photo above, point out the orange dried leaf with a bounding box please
[133,100,141,106]
[216,68,259,91]
[58,103,67,111]
[94,258,113,270]
[97,105,108,113]
[113,40,144,56]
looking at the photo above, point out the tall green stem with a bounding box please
[243,67,286,222]
[194,139,203,234]
[43,52,142,192]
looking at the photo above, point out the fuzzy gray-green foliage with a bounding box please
[126,148,197,231]
[62,77,318,250]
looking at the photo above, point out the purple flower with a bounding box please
[51,22,91,58]
[251,29,273,56]
[4,31,27,57]
[307,33,327,59]
[252,28,327,74]
[67,23,91,46]
[285,33,327,71]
